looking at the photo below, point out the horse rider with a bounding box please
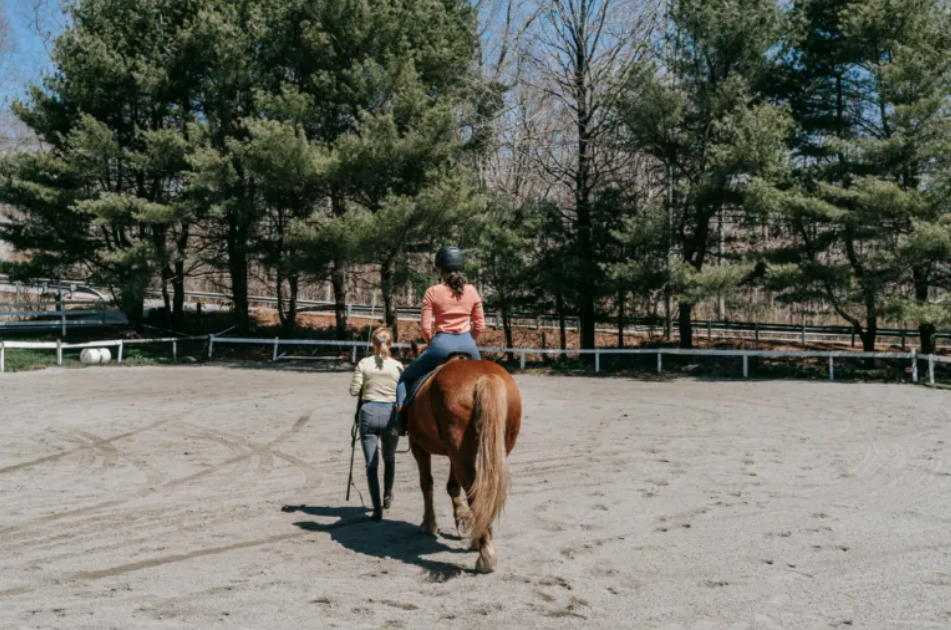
[396,246,486,420]
[350,327,403,521]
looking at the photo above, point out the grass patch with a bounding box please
[0,328,208,373]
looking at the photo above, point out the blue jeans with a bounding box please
[397,332,481,407]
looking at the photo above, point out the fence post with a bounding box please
[351,345,357,364]
[929,354,935,386]
[851,331,856,348]
[536,317,541,331]
[801,323,806,346]
[519,351,526,370]
[118,341,124,364]
[743,355,749,378]
[708,321,712,340]
[272,337,279,362]
[172,340,178,363]
[1,341,4,374]
[347,304,353,322]
[56,339,62,366]
[755,323,760,344]
[829,356,834,381]
[595,351,600,374]
[901,329,907,351]
[911,349,918,383]
[208,334,215,360]
[657,352,662,374]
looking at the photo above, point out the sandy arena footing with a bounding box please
[1,366,949,629]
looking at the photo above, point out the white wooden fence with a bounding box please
[0,336,205,373]
[205,335,950,386]
[4,332,949,386]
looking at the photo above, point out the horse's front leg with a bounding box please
[411,441,437,536]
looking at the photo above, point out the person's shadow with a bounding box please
[281,505,474,582]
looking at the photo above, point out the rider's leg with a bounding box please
[396,346,443,408]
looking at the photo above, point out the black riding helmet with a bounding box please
[435,246,465,272]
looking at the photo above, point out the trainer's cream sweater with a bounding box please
[350,356,403,403]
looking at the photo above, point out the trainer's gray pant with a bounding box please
[359,403,399,471]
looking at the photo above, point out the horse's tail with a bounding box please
[469,374,510,541]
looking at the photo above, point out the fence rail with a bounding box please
[0,297,122,334]
[205,335,946,386]
[3,332,947,386]
[0,335,206,373]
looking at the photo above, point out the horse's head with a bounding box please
[410,340,428,358]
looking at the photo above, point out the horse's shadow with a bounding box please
[281,505,474,582]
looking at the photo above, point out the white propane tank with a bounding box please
[98,348,113,364]
[80,349,102,365]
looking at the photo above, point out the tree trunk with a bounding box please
[914,268,935,354]
[618,289,625,348]
[500,293,514,362]
[172,260,186,330]
[285,273,298,336]
[861,300,878,369]
[380,261,398,342]
[331,191,348,339]
[332,259,348,339]
[119,290,146,333]
[556,290,567,351]
[574,34,596,356]
[172,223,189,330]
[678,301,694,349]
[276,267,286,330]
[227,218,251,335]
[160,266,173,330]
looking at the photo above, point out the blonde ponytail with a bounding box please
[371,327,393,363]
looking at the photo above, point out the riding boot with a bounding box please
[367,470,383,521]
[396,407,408,436]
[383,461,396,510]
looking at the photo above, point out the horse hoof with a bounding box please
[455,518,470,537]
[418,523,438,537]
[475,555,497,574]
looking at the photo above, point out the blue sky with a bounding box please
[1,2,61,108]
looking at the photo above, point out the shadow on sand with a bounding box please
[281,505,475,582]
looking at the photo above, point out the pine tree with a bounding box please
[616,0,790,348]
[752,0,951,354]
[243,0,479,339]
[0,0,206,329]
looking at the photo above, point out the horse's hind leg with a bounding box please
[454,461,496,570]
[448,461,471,538]
[411,442,438,536]
[467,478,497,573]
[475,526,497,574]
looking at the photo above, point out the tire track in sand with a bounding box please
[0,417,176,476]
[0,413,312,541]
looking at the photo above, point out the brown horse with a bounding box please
[405,343,522,573]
